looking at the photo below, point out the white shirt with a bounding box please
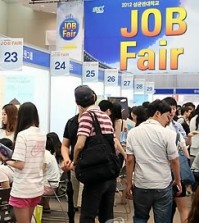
[43,150,60,188]
[126,119,178,189]
[190,115,199,156]
[0,129,14,142]
[11,126,46,198]
[0,165,14,183]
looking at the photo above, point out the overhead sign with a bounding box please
[82,61,99,82]
[121,75,133,90]
[104,69,118,86]
[0,38,23,71]
[134,79,145,94]
[50,51,69,75]
[145,82,155,94]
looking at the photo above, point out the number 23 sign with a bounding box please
[0,38,23,71]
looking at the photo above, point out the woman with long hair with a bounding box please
[4,102,46,223]
[0,104,18,141]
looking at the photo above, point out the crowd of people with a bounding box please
[0,85,199,223]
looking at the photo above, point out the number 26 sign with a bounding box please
[0,38,23,71]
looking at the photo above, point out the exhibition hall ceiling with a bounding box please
[4,0,78,14]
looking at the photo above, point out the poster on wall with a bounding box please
[84,0,199,73]
[57,1,84,62]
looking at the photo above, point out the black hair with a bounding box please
[46,132,63,163]
[14,102,39,141]
[0,138,13,150]
[147,99,171,117]
[131,106,148,126]
[110,103,122,128]
[163,97,177,108]
[98,100,113,112]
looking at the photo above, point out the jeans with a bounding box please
[80,179,116,223]
[133,184,173,223]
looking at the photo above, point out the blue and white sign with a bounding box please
[0,38,23,71]
[134,79,145,94]
[145,82,155,94]
[50,51,69,75]
[82,61,99,82]
[121,75,133,90]
[104,69,118,86]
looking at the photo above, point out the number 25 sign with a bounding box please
[82,62,99,82]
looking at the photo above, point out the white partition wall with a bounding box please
[50,75,81,139]
[0,65,50,133]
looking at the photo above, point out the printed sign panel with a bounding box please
[0,38,23,70]
[50,51,69,75]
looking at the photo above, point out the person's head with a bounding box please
[1,104,18,132]
[183,102,195,112]
[98,100,113,116]
[131,106,148,126]
[74,85,96,108]
[181,106,192,119]
[163,97,177,121]
[0,138,13,150]
[142,101,150,109]
[46,132,62,163]
[14,102,39,141]
[187,186,199,223]
[147,99,171,127]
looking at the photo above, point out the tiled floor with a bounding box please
[40,193,191,223]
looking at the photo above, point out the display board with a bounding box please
[84,0,199,73]
[0,65,50,132]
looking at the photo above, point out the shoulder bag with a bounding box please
[75,111,120,184]
[176,133,195,184]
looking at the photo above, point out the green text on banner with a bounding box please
[50,51,69,75]
[0,38,23,71]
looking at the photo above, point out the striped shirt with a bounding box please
[77,106,114,137]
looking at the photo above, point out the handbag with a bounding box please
[178,149,195,184]
[176,133,195,184]
[75,111,120,184]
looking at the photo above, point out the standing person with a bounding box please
[71,85,117,223]
[61,106,84,213]
[3,102,46,223]
[163,97,192,223]
[0,104,18,142]
[126,99,182,223]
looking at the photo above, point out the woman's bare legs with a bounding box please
[14,206,35,223]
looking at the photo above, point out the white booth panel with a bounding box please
[50,75,81,139]
[0,65,50,133]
